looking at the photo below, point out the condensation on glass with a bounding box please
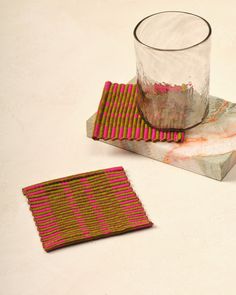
[134,11,211,130]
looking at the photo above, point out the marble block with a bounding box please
[87,94,236,181]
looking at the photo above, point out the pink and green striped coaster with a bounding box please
[92,81,185,142]
[22,167,153,252]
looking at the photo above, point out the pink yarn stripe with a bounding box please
[105,172,125,179]
[80,179,128,193]
[29,196,50,202]
[113,83,118,92]
[112,183,130,190]
[117,200,141,208]
[104,81,111,91]
[128,84,133,93]
[127,219,150,226]
[94,124,100,137]
[37,222,59,230]
[30,201,53,208]
[80,178,110,234]
[119,207,145,216]
[174,132,178,142]
[103,126,108,138]
[23,183,43,192]
[108,180,147,226]
[40,226,62,235]
[118,127,124,139]
[44,239,64,249]
[115,194,144,226]
[167,131,171,141]
[35,212,58,223]
[27,189,45,196]
[32,207,51,213]
[127,127,132,139]
[111,127,116,138]
[118,204,143,212]
[119,197,140,203]
[120,203,144,219]
[22,166,153,252]
[135,128,140,139]
[120,84,125,93]
[108,177,127,184]
[63,187,70,191]
[151,129,156,141]
[93,82,186,143]
[105,167,123,173]
[37,219,60,230]
[127,213,149,221]
[112,189,133,197]
[115,192,135,199]
[32,200,55,216]
[35,212,56,219]
[160,131,164,141]
[41,230,64,239]
[32,195,65,244]
[144,128,148,141]
[62,182,91,239]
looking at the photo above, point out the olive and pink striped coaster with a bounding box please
[93,81,185,142]
[22,167,153,252]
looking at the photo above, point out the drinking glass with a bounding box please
[134,11,211,130]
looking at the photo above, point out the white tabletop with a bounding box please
[1,1,236,294]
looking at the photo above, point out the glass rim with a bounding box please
[133,11,212,52]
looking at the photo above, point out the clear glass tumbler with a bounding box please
[134,11,211,130]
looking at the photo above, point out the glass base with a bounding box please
[137,102,209,131]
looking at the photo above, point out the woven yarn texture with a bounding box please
[93,81,185,142]
[22,166,153,252]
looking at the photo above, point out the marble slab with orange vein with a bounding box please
[87,81,236,181]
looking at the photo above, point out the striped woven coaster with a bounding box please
[22,167,153,252]
[93,82,185,142]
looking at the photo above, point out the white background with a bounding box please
[1,1,236,294]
